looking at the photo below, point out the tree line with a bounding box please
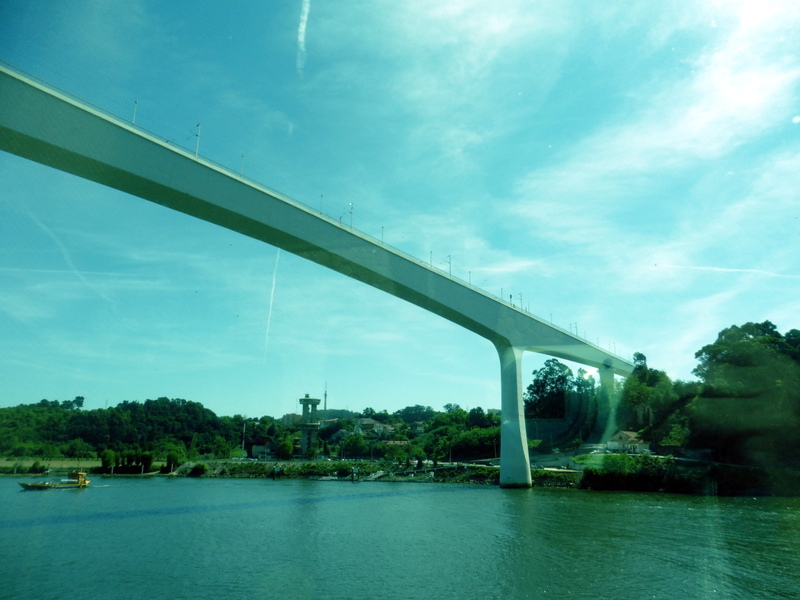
[2,320,798,472]
[523,320,800,470]
[0,392,504,471]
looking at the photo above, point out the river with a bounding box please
[1,477,798,599]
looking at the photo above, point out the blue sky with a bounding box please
[2,1,799,418]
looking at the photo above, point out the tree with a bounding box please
[409,444,426,469]
[319,420,344,441]
[165,450,183,472]
[524,359,573,419]
[371,410,392,424]
[64,438,95,459]
[619,353,677,431]
[467,407,488,428]
[425,408,467,431]
[693,321,786,389]
[140,451,154,472]
[100,449,116,470]
[689,321,800,467]
[341,434,367,458]
[393,405,436,424]
[276,438,294,460]
[384,443,408,465]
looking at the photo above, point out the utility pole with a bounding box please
[195,123,201,158]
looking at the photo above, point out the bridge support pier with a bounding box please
[598,362,619,443]
[496,343,532,488]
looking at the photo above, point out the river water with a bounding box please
[1,477,798,599]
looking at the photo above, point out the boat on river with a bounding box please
[19,471,90,491]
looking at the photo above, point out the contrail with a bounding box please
[296,0,311,74]
[263,249,281,362]
[21,203,113,302]
[661,264,800,279]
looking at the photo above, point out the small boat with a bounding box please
[19,471,90,491]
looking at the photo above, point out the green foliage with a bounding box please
[276,439,294,460]
[189,462,208,477]
[100,449,116,470]
[1,396,509,468]
[319,420,344,441]
[524,359,573,418]
[688,321,800,467]
[619,353,678,432]
[531,469,581,488]
[341,434,367,458]
[425,409,468,431]
[431,465,499,484]
[468,407,495,428]
[523,361,597,422]
[659,421,690,448]
[393,405,436,424]
[383,443,410,464]
[64,438,96,459]
[140,452,154,472]
[164,450,183,473]
[580,454,678,492]
[451,426,500,460]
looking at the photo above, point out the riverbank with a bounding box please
[167,460,583,487]
[5,456,798,495]
[174,459,800,495]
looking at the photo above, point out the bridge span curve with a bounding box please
[0,65,632,487]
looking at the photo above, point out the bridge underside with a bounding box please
[0,65,632,488]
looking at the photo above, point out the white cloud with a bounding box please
[505,3,800,284]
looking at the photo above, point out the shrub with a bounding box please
[189,462,208,477]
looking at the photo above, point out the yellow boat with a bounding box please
[19,471,90,490]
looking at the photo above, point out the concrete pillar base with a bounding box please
[496,342,532,488]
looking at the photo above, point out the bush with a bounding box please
[189,462,208,477]
[164,451,182,473]
[531,469,581,488]
[29,461,47,474]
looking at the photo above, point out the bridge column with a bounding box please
[598,362,618,443]
[496,342,532,488]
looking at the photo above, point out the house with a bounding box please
[607,430,650,454]
[355,418,395,438]
[356,417,379,431]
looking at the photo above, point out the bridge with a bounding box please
[0,65,633,487]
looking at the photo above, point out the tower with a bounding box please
[298,393,321,456]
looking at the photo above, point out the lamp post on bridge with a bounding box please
[194,123,201,158]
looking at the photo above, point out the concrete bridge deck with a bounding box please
[0,65,633,486]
